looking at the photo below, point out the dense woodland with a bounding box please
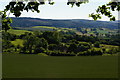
[10,17,119,29]
[2,29,120,56]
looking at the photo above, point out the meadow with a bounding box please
[2,54,118,78]
[8,29,32,35]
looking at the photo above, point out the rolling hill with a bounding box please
[10,17,119,29]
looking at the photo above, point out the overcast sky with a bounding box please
[0,0,119,21]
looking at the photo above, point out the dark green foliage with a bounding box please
[77,48,103,56]
[22,34,36,53]
[5,2,39,17]
[99,34,120,46]
[2,31,17,41]
[34,38,48,53]
[2,40,14,52]
[45,50,75,56]
[24,2,40,13]
[3,1,54,17]
[49,44,58,51]
[107,47,120,54]
[34,47,45,53]
[67,40,92,53]
[89,2,120,21]
[2,18,12,32]
[42,31,61,44]
[74,35,98,43]
[2,29,120,56]
[77,42,91,51]
[94,41,100,48]
[67,0,89,7]
[68,43,78,53]
[20,32,48,54]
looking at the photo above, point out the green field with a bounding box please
[11,39,24,47]
[14,26,77,33]
[8,29,32,35]
[2,54,118,78]
[32,26,57,29]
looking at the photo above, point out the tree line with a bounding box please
[2,30,120,56]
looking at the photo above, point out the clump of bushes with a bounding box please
[77,48,103,56]
[45,50,75,56]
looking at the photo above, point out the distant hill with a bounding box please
[10,17,119,29]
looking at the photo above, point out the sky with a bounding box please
[0,0,119,21]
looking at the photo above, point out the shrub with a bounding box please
[45,50,75,56]
[38,53,48,56]
[77,48,103,56]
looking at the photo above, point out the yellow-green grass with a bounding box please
[32,26,75,32]
[32,26,57,29]
[2,54,118,78]
[8,29,32,35]
[11,39,24,47]
[38,53,48,56]
[101,44,119,48]
[75,31,83,35]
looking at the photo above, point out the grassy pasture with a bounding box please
[31,26,56,31]
[11,39,24,47]
[14,26,77,32]
[8,29,32,35]
[2,54,118,78]
[32,26,57,29]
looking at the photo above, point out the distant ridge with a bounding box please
[10,17,119,29]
